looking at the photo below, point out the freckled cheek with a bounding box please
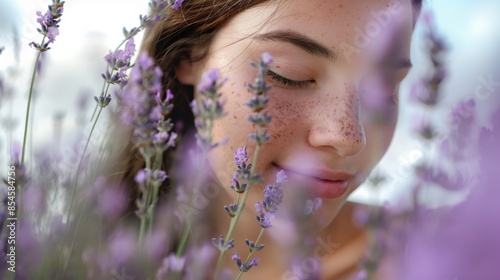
[266,98,309,146]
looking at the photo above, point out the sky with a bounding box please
[1,0,499,206]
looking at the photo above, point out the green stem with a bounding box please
[21,37,45,166]
[59,197,89,280]
[90,35,129,122]
[244,228,264,264]
[235,228,265,280]
[177,222,191,257]
[148,151,164,235]
[58,107,103,279]
[138,156,152,248]
[18,37,46,228]
[176,155,207,256]
[65,107,103,225]
[215,133,262,275]
[177,118,213,256]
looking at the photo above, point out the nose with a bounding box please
[307,92,366,157]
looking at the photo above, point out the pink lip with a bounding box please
[273,163,353,199]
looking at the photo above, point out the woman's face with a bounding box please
[183,0,414,225]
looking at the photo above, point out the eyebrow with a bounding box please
[254,30,336,60]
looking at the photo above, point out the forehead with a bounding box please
[216,0,414,63]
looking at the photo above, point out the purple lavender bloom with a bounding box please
[134,169,147,185]
[121,51,178,155]
[230,177,248,193]
[232,251,259,272]
[261,52,273,66]
[261,170,286,213]
[197,68,221,93]
[263,184,283,213]
[104,38,136,72]
[99,187,128,218]
[305,197,323,215]
[246,53,273,147]
[157,253,186,279]
[192,68,227,151]
[144,229,169,261]
[171,0,184,10]
[107,229,137,267]
[275,170,288,185]
[247,53,273,98]
[46,26,59,43]
[130,52,163,93]
[395,110,500,280]
[148,168,168,185]
[30,1,64,51]
[184,244,217,280]
[149,106,163,122]
[212,235,235,251]
[224,203,238,217]
[234,146,248,168]
[159,254,186,273]
[255,201,275,228]
[139,0,169,27]
[245,239,265,252]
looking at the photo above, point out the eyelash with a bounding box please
[267,70,314,89]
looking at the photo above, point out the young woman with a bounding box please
[118,0,422,278]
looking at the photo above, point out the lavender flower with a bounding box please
[230,176,248,194]
[191,68,227,151]
[247,52,273,145]
[224,203,238,217]
[29,0,65,52]
[304,197,323,215]
[184,244,217,280]
[232,145,262,185]
[353,270,368,280]
[263,169,286,212]
[171,0,184,10]
[100,38,136,90]
[139,0,169,28]
[212,235,235,251]
[245,239,265,252]
[157,254,186,276]
[134,169,147,185]
[197,68,223,93]
[234,146,248,168]
[262,183,284,214]
[232,251,259,272]
[107,229,137,268]
[122,51,177,156]
[255,201,275,228]
[276,169,288,184]
[99,187,128,219]
[394,117,500,280]
[134,168,168,217]
[138,168,168,186]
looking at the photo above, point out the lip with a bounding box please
[273,163,353,199]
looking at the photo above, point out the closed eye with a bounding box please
[267,70,315,89]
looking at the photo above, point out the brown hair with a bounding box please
[114,0,276,218]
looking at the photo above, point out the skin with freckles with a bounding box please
[177,0,415,278]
